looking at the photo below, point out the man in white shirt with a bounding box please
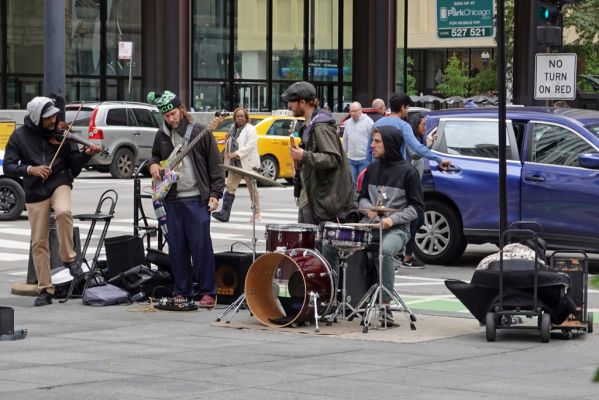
[342,101,374,187]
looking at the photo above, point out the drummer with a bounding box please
[358,125,424,310]
[283,81,355,290]
[213,107,261,223]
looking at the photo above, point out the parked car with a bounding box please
[65,101,163,178]
[415,107,599,266]
[0,149,25,221]
[211,115,304,181]
[337,106,429,137]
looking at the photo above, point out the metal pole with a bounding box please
[497,0,507,244]
[44,0,66,98]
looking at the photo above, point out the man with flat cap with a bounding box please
[4,96,103,306]
[281,81,354,294]
[148,90,224,309]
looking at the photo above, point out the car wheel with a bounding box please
[260,155,279,181]
[0,178,25,221]
[414,200,467,265]
[109,148,135,179]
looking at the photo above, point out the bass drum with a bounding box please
[245,248,334,327]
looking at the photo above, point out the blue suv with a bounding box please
[415,107,599,265]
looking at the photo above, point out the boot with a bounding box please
[212,192,235,222]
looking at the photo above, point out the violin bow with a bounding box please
[48,101,84,170]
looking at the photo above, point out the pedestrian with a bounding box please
[147,90,225,309]
[3,96,103,306]
[213,107,261,222]
[282,81,354,292]
[358,125,424,319]
[370,98,386,122]
[342,101,373,187]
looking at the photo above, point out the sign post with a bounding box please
[118,41,133,96]
[534,53,577,101]
[437,0,494,39]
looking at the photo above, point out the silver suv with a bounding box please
[65,101,163,178]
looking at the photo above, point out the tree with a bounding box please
[406,56,417,96]
[436,54,469,97]
[470,58,498,95]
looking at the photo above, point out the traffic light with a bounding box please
[536,1,563,50]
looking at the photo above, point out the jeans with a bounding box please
[348,158,369,189]
[405,213,424,257]
[379,227,410,301]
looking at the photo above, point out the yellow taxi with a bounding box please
[212,114,304,181]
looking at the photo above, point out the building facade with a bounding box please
[0,0,495,112]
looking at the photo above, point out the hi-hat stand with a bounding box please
[216,176,258,324]
[347,214,417,333]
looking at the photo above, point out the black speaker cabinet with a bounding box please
[552,256,586,320]
[215,252,258,305]
[340,249,377,307]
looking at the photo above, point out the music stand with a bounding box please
[216,165,283,324]
[347,207,417,333]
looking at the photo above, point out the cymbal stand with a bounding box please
[348,216,417,333]
[216,176,259,323]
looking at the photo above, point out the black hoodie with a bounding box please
[358,125,424,227]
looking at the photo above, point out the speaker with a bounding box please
[215,252,258,304]
[339,249,377,307]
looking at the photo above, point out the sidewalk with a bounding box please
[1,289,597,400]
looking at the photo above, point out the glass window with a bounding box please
[193,0,230,80]
[65,107,95,126]
[131,108,157,128]
[531,124,594,167]
[192,81,229,112]
[6,77,42,109]
[236,82,269,112]
[272,0,304,80]
[267,119,293,136]
[106,108,129,126]
[342,0,352,84]
[236,1,267,79]
[106,0,142,79]
[66,77,101,102]
[585,124,599,139]
[6,0,44,74]
[443,120,510,159]
[66,0,101,76]
[307,0,338,83]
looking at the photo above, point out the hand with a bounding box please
[438,160,452,171]
[381,217,394,229]
[149,163,162,180]
[426,132,438,148]
[290,145,304,161]
[208,196,219,212]
[84,144,103,156]
[367,211,378,220]
[29,165,52,180]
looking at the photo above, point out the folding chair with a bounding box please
[61,189,118,303]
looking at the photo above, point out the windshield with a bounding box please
[585,123,599,139]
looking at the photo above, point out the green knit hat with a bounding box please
[147,90,182,114]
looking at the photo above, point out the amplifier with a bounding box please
[215,252,260,305]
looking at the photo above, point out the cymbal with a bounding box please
[345,222,381,227]
[359,205,401,214]
[223,164,285,188]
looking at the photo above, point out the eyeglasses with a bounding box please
[349,109,361,113]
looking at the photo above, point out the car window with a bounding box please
[442,120,510,159]
[267,120,293,136]
[152,111,163,127]
[585,123,599,139]
[65,109,94,126]
[131,108,157,128]
[531,123,594,167]
[106,108,129,126]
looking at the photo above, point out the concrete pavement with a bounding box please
[1,287,597,400]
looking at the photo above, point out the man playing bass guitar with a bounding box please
[147,90,225,309]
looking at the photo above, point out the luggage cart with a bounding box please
[550,251,593,338]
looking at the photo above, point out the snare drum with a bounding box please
[322,222,372,251]
[245,248,334,327]
[265,224,319,251]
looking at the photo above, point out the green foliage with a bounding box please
[286,47,303,80]
[436,54,470,97]
[470,59,498,95]
[407,56,417,96]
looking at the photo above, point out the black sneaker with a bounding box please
[66,261,83,277]
[34,291,53,307]
[401,258,425,269]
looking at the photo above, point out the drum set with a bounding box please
[215,167,417,333]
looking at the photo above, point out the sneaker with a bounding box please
[198,294,216,309]
[401,257,425,269]
[379,307,396,325]
[34,291,53,307]
[65,261,83,277]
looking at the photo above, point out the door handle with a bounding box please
[524,174,545,183]
[133,132,141,136]
[271,140,281,145]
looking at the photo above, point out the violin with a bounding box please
[51,124,110,157]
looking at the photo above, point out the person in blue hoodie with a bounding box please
[358,125,424,313]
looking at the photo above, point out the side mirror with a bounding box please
[579,153,599,169]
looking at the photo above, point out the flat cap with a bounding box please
[281,81,316,102]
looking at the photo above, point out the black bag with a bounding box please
[82,284,129,306]
[110,265,173,299]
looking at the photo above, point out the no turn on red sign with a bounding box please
[534,53,577,101]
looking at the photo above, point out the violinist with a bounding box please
[3,96,103,306]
